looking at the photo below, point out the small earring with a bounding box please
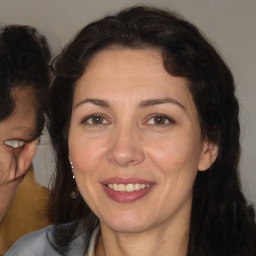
[70,174,79,199]
[70,160,74,170]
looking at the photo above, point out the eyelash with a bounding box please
[81,114,175,126]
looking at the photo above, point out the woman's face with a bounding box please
[69,48,216,233]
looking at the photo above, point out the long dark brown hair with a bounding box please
[47,6,256,255]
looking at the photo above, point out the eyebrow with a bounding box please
[139,98,187,111]
[75,99,110,108]
[75,97,187,114]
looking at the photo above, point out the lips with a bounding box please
[101,178,154,203]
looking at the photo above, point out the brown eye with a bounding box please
[82,115,108,125]
[153,116,167,125]
[147,115,174,126]
[91,116,104,124]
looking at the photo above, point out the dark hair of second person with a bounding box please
[47,6,256,256]
[0,25,50,135]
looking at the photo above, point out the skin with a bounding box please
[0,86,38,222]
[69,48,218,256]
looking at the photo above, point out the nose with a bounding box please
[107,125,145,167]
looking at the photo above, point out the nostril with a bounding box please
[107,151,145,167]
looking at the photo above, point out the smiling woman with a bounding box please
[6,5,256,256]
[68,48,213,238]
[0,25,51,230]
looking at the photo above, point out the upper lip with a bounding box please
[101,177,154,185]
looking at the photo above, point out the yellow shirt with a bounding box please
[0,167,51,254]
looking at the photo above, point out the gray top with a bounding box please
[5,225,99,256]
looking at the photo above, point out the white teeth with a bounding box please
[113,184,118,191]
[107,183,151,192]
[134,184,140,191]
[118,184,126,192]
[126,184,134,192]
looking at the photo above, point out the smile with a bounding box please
[102,178,154,203]
[106,183,151,192]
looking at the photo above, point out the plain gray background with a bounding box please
[0,0,255,206]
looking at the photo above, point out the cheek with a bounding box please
[68,133,107,175]
[147,133,201,172]
[146,132,202,198]
[150,136,200,200]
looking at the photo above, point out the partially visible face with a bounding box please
[0,86,37,167]
[69,48,213,234]
[0,86,38,221]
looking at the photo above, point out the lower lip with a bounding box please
[102,184,154,203]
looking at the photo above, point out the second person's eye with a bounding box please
[3,139,26,149]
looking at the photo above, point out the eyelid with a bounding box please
[3,139,27,149]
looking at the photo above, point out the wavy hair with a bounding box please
[48,6,256,255]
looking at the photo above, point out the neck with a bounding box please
[96,212,190,256]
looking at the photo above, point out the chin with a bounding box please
[101,213,153,234]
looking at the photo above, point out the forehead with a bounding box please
[10,86,37,121]
[12,85,36,104]
[74,48,196,112]
[0,86,37,140]
[84,47,164,82]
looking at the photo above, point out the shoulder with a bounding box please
[5,225,59,256]
[5,224,89,256]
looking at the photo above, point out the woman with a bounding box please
[6,6,256,256]
[0,25,51,247]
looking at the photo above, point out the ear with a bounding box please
[16,139,38,177]
[198,140,218,172]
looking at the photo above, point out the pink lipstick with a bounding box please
[101,178,155,203]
